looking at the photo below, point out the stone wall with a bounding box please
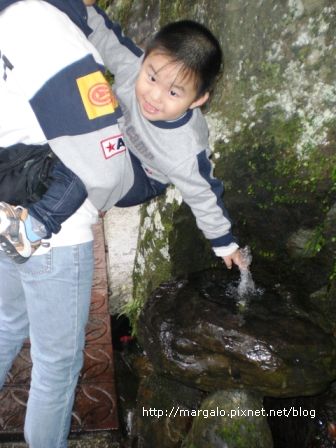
[103,0,336,327]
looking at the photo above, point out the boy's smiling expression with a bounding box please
[135,52,209,122]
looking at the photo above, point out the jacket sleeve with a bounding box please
[86,5,143,78]
[167,150,239,256]
[8,0,132,210]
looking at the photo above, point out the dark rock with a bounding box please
[138,269,336,397]
[306,382,336,448]
[134,373,203,448]
[264,395,318,448]
[185,390,273,448]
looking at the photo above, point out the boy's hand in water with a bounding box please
[222,248,249,270]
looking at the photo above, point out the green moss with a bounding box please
[127,197,176,331]
[255,250,276,260]
[212,111,336,289]
[298,46,312,63]
[97,0,113,10]
[304,225,326,257]
[159,0,197,24]
[330,260,336,281]
[258,61,283,87]
[218,419,256,447]
[216,114,335,212]
[106,0,134,29]
[215,57,285,122]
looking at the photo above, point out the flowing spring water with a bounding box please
[225,246,261,308]
[237,246,256,297]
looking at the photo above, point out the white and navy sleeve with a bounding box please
[2,0,130,210]
[87,5,143,78]
[168,151,239,256]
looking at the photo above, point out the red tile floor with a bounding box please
[0,221,118,436]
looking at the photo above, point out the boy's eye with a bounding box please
[170,90,178,97]
[148,74,156,82]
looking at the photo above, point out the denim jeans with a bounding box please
[116,151,168,207]
[28,161,88,237]
[0,242,94,448]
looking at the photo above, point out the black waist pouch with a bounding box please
[0,143,58,207]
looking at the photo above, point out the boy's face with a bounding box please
[135,52,209,122]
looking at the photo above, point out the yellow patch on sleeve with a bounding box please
[76,71,118,120]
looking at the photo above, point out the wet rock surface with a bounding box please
[264,389,336,448]
[185,390,273,448]
[135,373,203,448]
[306,382,336,448]
[138,268,336,397]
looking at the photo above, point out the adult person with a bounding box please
[0,0,132,446]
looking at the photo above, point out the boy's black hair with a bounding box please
[144,20,223,98]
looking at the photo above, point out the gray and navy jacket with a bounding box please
[0,0,134,214]
[87,6,238,256]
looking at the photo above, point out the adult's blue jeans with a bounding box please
[0,242,94,448]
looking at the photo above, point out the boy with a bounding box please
[0,5,244,269]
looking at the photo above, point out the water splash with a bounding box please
[224,246,263,309]
[235,246,261,311]
[237,246,256,298]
